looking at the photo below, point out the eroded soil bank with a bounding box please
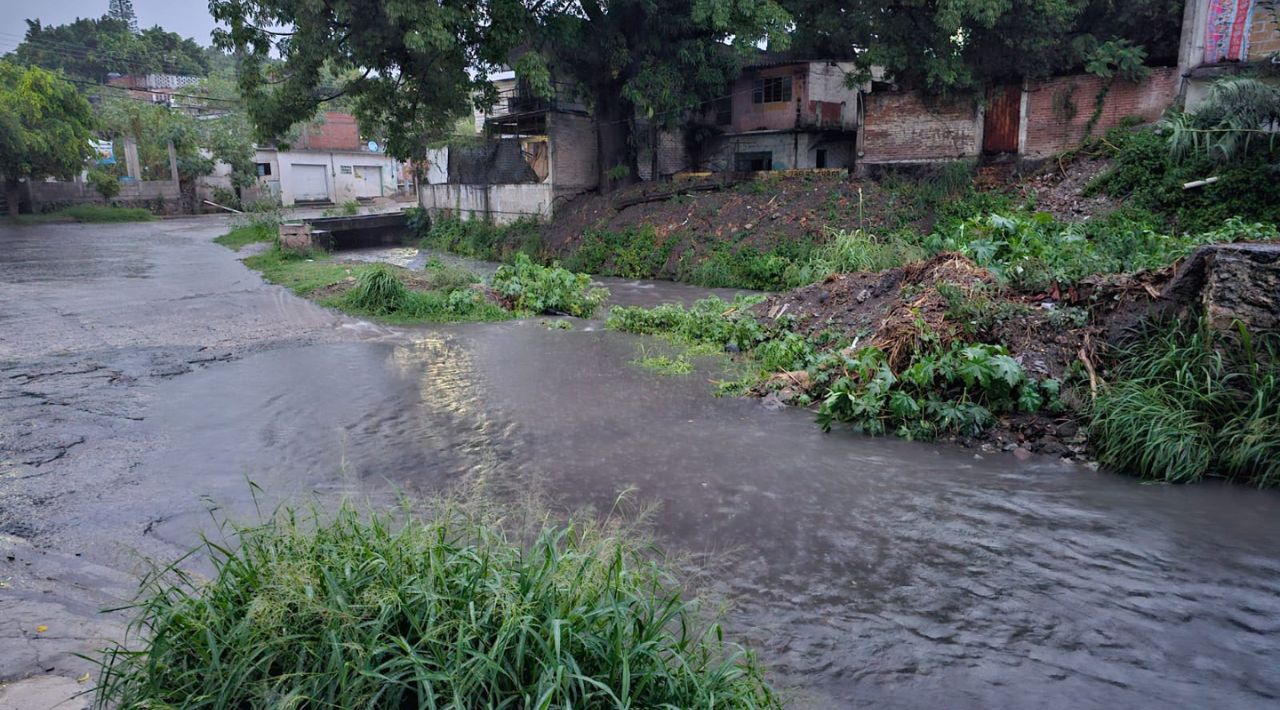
[2,222,1279,708]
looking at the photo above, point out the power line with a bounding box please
[67,77,244,105]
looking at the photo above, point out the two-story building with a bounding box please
[691,55,862,173]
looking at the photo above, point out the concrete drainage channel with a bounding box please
[279,211,413,251]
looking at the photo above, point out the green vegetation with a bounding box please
[418,210,543,262]
[1088,124,1280,233]
[931,211,1277,293]
[213,222,275,251]
[1091,322,1279,487]
[94,502,778,708]
[816,342,1061,440]
[0,61,96,220]
[14,205,156,224]
[324,200,361,217]
[491,254,609,318]
[609,297,1062,441]
[240,245,509,324]
[632,346,695,376]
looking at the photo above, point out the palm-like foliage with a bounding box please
[1165,76,1280,165]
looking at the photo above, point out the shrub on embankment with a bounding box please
[92,504,779,708]
[1090,322,1280,487]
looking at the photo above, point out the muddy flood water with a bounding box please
[3,227,1279,709]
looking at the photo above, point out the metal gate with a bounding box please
[983,85,1021,154]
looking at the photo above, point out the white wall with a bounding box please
[418,183,553,224]
[257,149,401,205]
[699,132,855,172]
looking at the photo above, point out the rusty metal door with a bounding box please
[983,85,1021,154]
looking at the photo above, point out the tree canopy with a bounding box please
[0,61,96,216]
[7,16,210,83]
[210,0,790,190]
[781,0,1182,93]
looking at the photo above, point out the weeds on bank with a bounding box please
[491,254,609,317]
[333,262,509,323]
[92,502,780,709]
[632,345,695,375]
[609,297,1061,441]
[213,222,276,251]
[1090,322,1280,486]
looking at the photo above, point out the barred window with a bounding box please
[752,76,792,104]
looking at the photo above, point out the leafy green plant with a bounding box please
[607,296,767,352]
[816,342,1059,440]
[93,501,779,708]
[1090,322,1279,486]
[491,254,609,317]
[87,167,121,200]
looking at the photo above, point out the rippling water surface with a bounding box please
[121,247,1280,708]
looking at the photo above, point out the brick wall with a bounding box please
[861,91,980,163]
[548,112,598,190]
[1248,0,1280,62]
[1022,67,1179,157]
[296,112,361,151]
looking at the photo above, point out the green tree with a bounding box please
[0,61,96,219]
[209,0,789,191]
[7,16,209,83]
[782,0,1181,93]
[209,0,497,162]
[1166,76,1280,167]
[505,0,791,190]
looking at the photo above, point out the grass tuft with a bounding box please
[92,502,779,709]
[1090,322,1280,486]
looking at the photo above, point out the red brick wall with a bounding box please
[1248,1,1280,62]
[295,112,362,151]
[1022,67,1179,157]
[860,91,980,163]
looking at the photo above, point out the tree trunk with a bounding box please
[594,85,638,193]
[5,177,21,221]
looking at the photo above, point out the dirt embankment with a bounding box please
[750,252,1180,460]
[542,175,929,264]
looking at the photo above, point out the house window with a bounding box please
[752,76,792,105]
[713,97,732,126]
[340,165,353,174]
[255,162,272,177]
[735,151,773,172]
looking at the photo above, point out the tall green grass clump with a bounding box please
[491,254,609,317]
[1090,322,1280,486]
[419,210,543,261]
[784,227,926,287]
[93,503,779,709]
[346,263,410,315]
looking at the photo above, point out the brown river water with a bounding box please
[3,229,1277,708]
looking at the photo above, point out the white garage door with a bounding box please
[352,165,383,198]
[292,164,330,202]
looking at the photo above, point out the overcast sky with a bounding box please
[0,0,221,53]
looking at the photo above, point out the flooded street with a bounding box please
[2,221,1278,708]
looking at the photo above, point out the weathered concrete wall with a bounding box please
[1022,68,1180,158]
[418,183,553,224]
[860,91,981,165]
[548,112,597,191]
[23,179,181,213]
[699,131,854,172]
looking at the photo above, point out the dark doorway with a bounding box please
[735,152,773,172]
[983,85,1021,154]
[815,149,827,169]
